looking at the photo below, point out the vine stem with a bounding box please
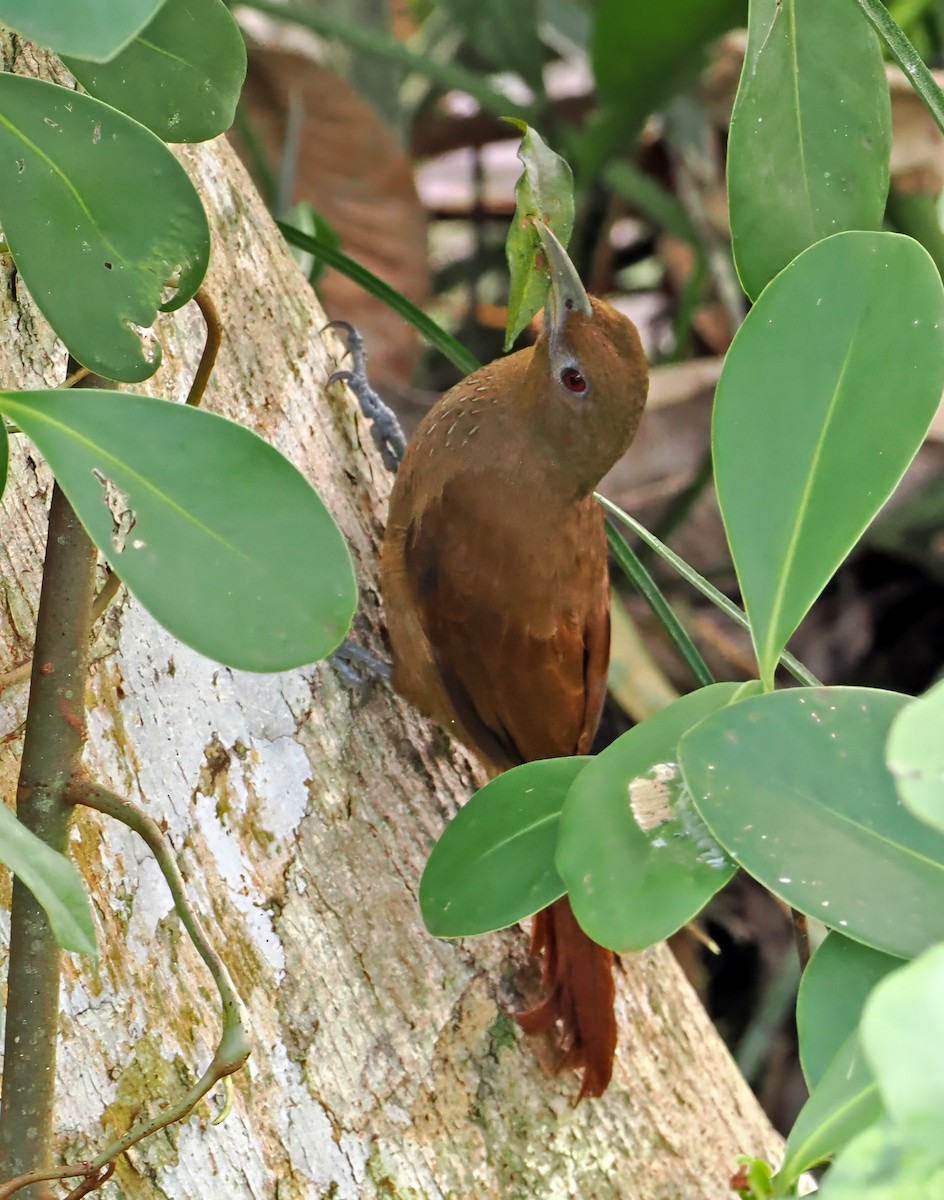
[0,481,99,1199]
[0,778,251,1199]
[64,780,251,1062]
[63,782,250,1169]
[852,0,944,135]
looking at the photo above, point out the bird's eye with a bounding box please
[560,366,587,394]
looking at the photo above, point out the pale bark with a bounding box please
[0,38,780,1199]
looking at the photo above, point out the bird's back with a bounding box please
[382,353,611,771]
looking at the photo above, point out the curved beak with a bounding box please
[535,221,592,345]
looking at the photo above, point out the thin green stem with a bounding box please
[0,481,99,1200]
[598,495,822,688]
[852,0,944,135]
[279,222,481,376]
[606,520,716,689]
[56,778,252,1179]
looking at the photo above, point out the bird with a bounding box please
[381,224,649,1099]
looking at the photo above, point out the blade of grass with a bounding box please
[852,0,944,135]
[606,519,715,688]
[279,223,480,376]
[598,494,821,687]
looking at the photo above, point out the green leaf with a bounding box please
[728,0,890,300]
[0,0,167,62]
[713,232,944,688]
[556,685,740,952]
[817,1120,944,1200]
[420,757,588,938]
[777,1031,883,1187]
[680,687,944,959]
[797,934,901,1090]
[0,803,95,955]
[590,0,746,147]
[504,121,576,350]
[734,1156,774,1200]
[63,0,247,143]
[862,944,944,1126]
[0,76,210,383]
[887,677,944,835]
[0,390,356,672]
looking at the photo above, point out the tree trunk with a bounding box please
[0,37,781,1199]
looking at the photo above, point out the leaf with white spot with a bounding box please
[680,686,944,959]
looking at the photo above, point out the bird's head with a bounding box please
[527,222,649,496]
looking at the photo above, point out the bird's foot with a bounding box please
[330,637,393,698]
[325,320,406,474]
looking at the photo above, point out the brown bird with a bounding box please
[382,225,649,1098]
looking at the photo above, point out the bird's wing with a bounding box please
[402,475,610,771]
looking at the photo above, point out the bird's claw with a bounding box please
[330,638,393,700]
[324,321,405,473]
[323,319,367,376]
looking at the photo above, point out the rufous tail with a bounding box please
[515,896,616,1100]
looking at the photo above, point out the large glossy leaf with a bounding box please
[886,677,944,835]
[713,232,944,688]
[0,75,209,383]
[862,945,944,1126]
[797,934,901,1090]
[420,757,589,937]
[776,1032,883,1188]
[0,0,166,62]
[0,803,95,955]
[504,121,576,349]
[556,685,740,953]
[680,687,944,959]
[0,390,357,672]
[728,0,890,300]
[64,0,247,143]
